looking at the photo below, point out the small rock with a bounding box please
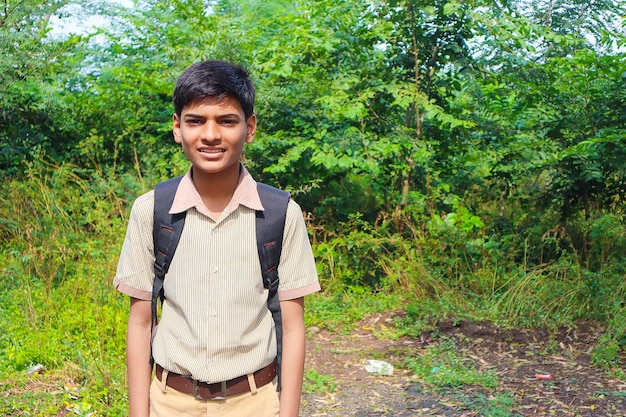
[308,326,320,335]
[27,364,45,375]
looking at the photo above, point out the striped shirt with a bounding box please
[113,167,320,382]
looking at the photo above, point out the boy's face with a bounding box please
[173,96,256,178]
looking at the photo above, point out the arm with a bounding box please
[127,297,153,417]
[278,297,306,417]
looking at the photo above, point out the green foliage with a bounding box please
[0,163,130,414]
[402,336,498,389]
[0,0,97,177]
[302,369,337,395]
[494,264,583,328]
[460,392,518,417]
[305,287,401,334]
[592,304,626,372]
[395,300,468,339]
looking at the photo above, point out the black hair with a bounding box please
[173,60,255,119]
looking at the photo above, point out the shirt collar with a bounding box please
[169,164,264,218]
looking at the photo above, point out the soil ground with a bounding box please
[300,312,626,416]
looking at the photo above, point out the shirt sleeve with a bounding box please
[113,191,156,300]
[277,200,321,300]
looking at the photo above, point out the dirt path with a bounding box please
[300,313,626,416]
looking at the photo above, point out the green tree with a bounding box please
[0,0,100,177]
[228,0,481,228]
[454,0,626,267]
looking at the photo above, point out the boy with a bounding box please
[113,60,320,417]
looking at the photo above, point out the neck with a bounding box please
[191,164,241,216]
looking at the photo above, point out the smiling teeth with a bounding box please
[200,149,223,153]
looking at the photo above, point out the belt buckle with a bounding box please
[194,380,227,400]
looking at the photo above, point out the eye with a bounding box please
[220,119,238,126]
[186,118,203,125]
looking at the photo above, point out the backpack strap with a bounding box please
[255,183,290,391]
[151,176,186,362]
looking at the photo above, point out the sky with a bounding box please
[47,0,134,38]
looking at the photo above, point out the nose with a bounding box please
[201,120,221,142]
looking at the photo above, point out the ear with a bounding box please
[173,113,182,144]
[245,113,257,144]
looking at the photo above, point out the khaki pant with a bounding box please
[149,374,280,417]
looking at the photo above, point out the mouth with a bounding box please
[199,149,225,154]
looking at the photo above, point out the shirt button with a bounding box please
[212,266,218,273]
[210,310,217,317]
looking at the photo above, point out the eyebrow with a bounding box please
[183,113,242,119]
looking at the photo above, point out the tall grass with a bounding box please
[0,162,139,415]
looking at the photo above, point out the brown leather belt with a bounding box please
[155,358,276,400]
